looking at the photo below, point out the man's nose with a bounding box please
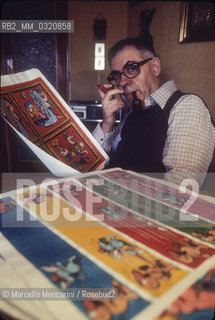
[119,73,129,86]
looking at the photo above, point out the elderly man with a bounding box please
[93,37,215,187]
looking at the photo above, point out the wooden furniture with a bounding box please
[1,1,69,172]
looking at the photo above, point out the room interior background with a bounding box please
[1,0,215,173]
[69,1,215,121]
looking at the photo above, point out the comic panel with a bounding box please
[15,188,190,298]
[49,179,215,268]
[1,196,149,320]
[45,125,103,172]
[1,78,70,140]
[1,76,106,172]
[100,169,215,222]
[155,267,215,320]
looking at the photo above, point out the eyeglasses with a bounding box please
[107,58,153,86]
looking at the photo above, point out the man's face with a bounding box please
[110,45,161,108]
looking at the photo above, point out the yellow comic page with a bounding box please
[16,188,189,298]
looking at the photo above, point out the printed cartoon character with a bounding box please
[52,139,73,163]
[158,268,215,319]
[41,255,85,288]
[82,178,103,187]
[52,139,62,150]
[99,182,122,197]
[98,235,145,260]
[77,142,91,163]
[105,171,130,181]
[64,133,79,148]
[29,90,57,126]
[0,199,16,214]
[36,88,53,109]
[137,181,187,207]
[1,97,29,137]
[52,137,89,169]
[60,148,73,162]
[83,280,138,320]
[98,205,128,220]
[132,259,177,290]
[64,133,82,159]
[106,171,187,208]
[36,87,63,119]
[158,190,187,207]
[192,227,215,243]
[21,192,52,204]
[64,134,91,165]
[53,183,80,199]
[20,92,27,100]
[24,101,47,125]
[1,98,20,121]
[69,185,80,198]
[167,239,210,263]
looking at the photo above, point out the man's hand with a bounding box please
[98,84,125,133]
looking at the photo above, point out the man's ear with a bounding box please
[151,57,161,76]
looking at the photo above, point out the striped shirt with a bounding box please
[92,80,215,186]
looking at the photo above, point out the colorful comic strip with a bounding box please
[47,179,215,268]
[74,173,215,247]
[1,168,215,320]
[0,196,147,319]
[155,267,215,320]
[1,76,106,172]
[15,189,189,298]
[100,169,215,222]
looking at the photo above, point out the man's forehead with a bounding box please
[111,46,142,70]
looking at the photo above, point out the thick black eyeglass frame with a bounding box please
[107,58,153,85]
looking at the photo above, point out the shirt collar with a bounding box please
[144,80,178,109]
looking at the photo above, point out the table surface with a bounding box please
[1,168,215,320]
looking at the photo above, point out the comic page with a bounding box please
[1,69,107,176]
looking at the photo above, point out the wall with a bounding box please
[69,1,127,101]
[127,1,215,120]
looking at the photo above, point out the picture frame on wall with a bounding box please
[179,1,215,43]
